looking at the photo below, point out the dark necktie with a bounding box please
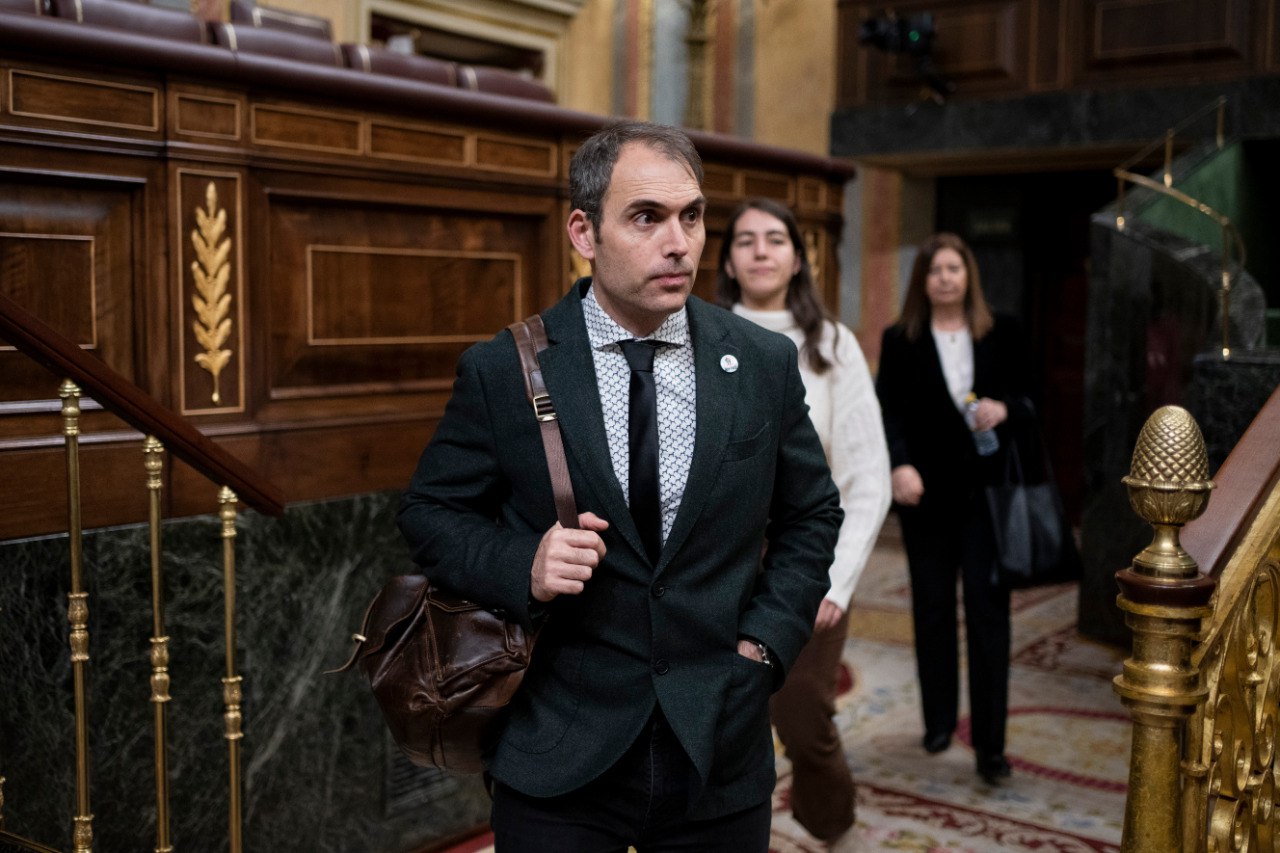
[619,339,664,563]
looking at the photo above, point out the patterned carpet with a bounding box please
[443,522,1131,852]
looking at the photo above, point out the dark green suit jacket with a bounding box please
[397,281,842,818]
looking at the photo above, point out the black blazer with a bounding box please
[875,315,1032,507]
[397,281,842,818]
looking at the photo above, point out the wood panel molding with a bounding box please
[305,246,522,345]
[0,233,96,349]
[838,0,1274,106]
[173,91,243,141]
[8,67,160,132]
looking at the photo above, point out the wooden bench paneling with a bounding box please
[0,18,853,539]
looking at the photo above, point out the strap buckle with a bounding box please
[532,392,557,422]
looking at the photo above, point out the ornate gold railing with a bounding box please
[1114,390,1280,851]
[1113,97,1246,359]
[0,293,283,853]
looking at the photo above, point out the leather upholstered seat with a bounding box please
[340,43,457,87]
[457,64,554,102]
[0,0,46,15]
[209,20,343,67]
[49,0,206,42]
[228,0,330,41]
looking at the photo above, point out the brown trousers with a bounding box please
[768,608,854,842]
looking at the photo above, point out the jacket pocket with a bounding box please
[707,653,774,784]
[723,423,771,462]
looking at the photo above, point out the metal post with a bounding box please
[218,487,244,853]
[1113,406,1216,853]
[60,380,94,853]
[143,437,173,853]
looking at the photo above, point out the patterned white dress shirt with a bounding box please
[581,286,697,548]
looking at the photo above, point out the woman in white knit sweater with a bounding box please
[716,198,891,850]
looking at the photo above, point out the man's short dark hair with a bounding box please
[569,120,704,238]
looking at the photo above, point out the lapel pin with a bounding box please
[720,354,739,373]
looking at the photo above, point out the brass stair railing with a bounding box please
[1113,96,1247,359]
[0,292,283,853]
[1114,388,1280,851]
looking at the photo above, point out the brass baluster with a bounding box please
[1163,129,1174,188]
[1115,174,1126,231]
[218,487,244,853]
[143,437,173,853]
[60,380,94,853]
[1215,95,1226,150]
[1113,406,1216,853]
[1220,222,1232,360]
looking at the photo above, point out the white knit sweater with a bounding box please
[733,305,892,609]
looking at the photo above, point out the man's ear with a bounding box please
[723,258,736,281]
[567,210,597,261]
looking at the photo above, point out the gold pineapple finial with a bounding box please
[1121,405,1214,578]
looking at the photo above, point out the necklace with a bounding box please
[933,322,963,344]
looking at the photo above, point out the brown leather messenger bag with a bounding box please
[333,314,577,773]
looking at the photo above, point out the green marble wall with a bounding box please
[0,491,489,852]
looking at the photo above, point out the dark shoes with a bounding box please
[977,752,1012,785]
[922,731,951,754]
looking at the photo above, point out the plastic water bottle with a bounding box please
[964,392,1000,456]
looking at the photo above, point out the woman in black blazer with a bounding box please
[875,232,1032,785]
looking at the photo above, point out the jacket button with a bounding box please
[653,659,670,675]
[652,583,666,598]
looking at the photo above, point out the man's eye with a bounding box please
[683,209,702,224]
[636,212,655,225]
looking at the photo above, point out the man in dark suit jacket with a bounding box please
[398,120,842,852]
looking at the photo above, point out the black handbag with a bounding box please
[984,430,1080,589]
[332,314,578,773]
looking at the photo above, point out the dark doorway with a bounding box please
[935,170,1118,524]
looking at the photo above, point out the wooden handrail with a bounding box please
[0,292,284,516]
[1183,382,1280,577]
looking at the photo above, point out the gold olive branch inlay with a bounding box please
[191,181,233,405]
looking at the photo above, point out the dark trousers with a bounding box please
[899,496,1011,756]
[769,608,854,841]
[490,710,771,853]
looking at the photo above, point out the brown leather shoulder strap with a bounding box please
[509,315,579,530]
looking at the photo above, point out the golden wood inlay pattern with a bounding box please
[805,230,823,289]
[174,93,242,140]
[8,69,159,132]
[306,246,522,345]
[191,182,234,406]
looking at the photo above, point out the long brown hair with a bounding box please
[714,198,836,374]
[899,232,994,341]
